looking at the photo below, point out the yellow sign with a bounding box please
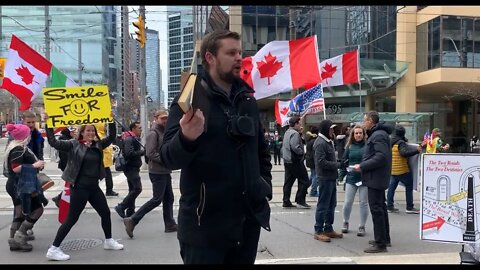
[42,85,113,127]
[0,58,5,80]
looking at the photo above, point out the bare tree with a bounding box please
[444,85,480,103]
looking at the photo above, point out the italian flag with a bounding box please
[0,35,52,111]
[50,66,78,87]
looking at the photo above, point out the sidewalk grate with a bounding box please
[60,238,103,251]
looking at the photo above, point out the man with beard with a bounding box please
[353,111,393,253]
[160,30,272,264]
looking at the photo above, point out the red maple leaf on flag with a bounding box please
[280,106,289,115]
[15,65,35,85]
[321,63,337,84]
[256,52,283,85]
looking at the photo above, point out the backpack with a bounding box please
[114,150,126,172]
[113,134,127,172]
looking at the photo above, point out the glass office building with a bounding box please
[0,6,117,87]
[167,6,193,107]
[145,28,162,105]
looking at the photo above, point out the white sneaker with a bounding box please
[46,246,70,261]
[104,238,124,250]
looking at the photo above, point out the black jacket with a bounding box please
[46,123,116,186]
[313,133,340,181]
[123,135,144,170]
[360,121,394,190]
[58,128,73,171]
[305,131,317,169]
[160,72,272,248]
[391,135,420,158]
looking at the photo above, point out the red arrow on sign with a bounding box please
[422,216,445,231]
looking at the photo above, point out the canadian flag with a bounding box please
[320,50,359,88]
[274,100,292,127]
[0,35,53,111]
[241,36,321,100]
[58,181,70,224]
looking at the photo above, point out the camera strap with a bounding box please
[200,79,235,119]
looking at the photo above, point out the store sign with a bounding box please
[305,113,351,123]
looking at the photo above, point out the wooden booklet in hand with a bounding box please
[178,73,197,113]
[177,73,210,132]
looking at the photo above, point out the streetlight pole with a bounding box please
[444,36,462,66]
[139,5,147,147]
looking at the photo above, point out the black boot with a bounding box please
[114,205,125,218]
[52,193,61,208]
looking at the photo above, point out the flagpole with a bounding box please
[358,45,362,113]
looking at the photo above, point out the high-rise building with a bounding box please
[167,6,193,107]
[0,5,119,121]
[102,6,119,95]
[0,6,112,86]
[145,28,162,105]
[397,6,480,149]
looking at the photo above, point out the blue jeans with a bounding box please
[342,183,368,227]
[314,180,337,233]
[309,167,318,195]
[387,172,414,210]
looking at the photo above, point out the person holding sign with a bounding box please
[44,112,124,261]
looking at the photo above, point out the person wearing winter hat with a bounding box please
[8,112,52,206]
[387,125,423,214]
[5,123,46,252]
[312,119,343,243]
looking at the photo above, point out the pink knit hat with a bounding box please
[6,124,30,141]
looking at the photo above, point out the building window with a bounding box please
[183,26,193,35]
[170,45,181,52]
[169,29,181,37]
[170,52,181,60]
[418,15,480,71]
[168,20,181,30]
[183,51,193,58]
[183,43,193,50]
[183,34,193,43]
[169,37,181,45]
[169,60,181,69]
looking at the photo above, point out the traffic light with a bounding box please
[0,58,5,80]
[132,16,145,48]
